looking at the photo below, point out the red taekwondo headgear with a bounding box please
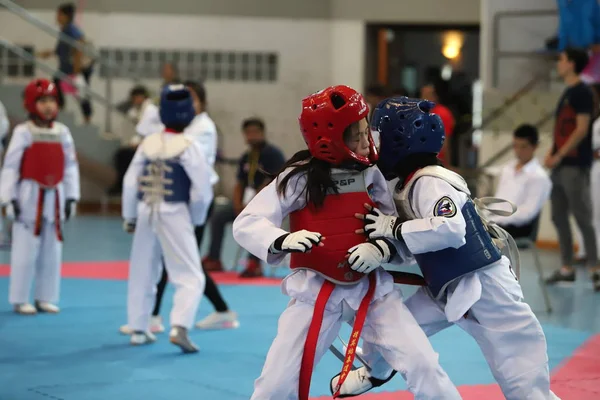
[23,78,59,121]
[298,85,378,166]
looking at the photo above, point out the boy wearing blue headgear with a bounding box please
[330,98,558,400]
[122,84,213,352]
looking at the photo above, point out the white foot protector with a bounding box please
[130,331,156,346]
[14,303,37,315]
[330,366,396,398]
[35,301,60,313]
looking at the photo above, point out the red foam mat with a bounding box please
[0,261,283,286]
[311,334,600,400]
[551,334,600,399]
[310,385,505,400]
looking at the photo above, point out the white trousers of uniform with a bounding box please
[9,220,62,305]
[250,288,461,400]
[360,266,553,400]
[127,204,205,331]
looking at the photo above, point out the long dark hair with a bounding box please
[275,150,338,209]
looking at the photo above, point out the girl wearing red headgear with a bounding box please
[0,78,80,315]
[232,86,460,400]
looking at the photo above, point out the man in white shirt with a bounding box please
[488,124,552,238]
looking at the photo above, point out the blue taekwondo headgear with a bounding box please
[159,84,195,129]
[370,96,445,180]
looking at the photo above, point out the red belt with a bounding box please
[298,273,377,400]
[33,188,63,241]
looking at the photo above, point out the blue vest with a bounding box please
[414,199,502,299]
[137,159,191,203]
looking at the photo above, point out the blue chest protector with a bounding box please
[414,199,502,299]
[137,158,191,203]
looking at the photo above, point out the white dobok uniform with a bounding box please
[122,131,213,331]
[232,165,461,400]
[0,121,80,305]
[185,112,219,187]
[357,166,557,400]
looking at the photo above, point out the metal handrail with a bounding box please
[0,37,122,139]
[0,0,122,135]
[492,9,558,87]
[458,73,546,152]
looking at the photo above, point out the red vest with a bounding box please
[20,129,65,188]
[289,171,376,285]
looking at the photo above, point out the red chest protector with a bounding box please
[289,170,376,285]
[20,124,65,188]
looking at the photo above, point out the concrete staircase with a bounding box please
[0,83,121,203]
[481,88,560,134]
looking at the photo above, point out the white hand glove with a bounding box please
[65,199,77,221]
[363,206,402,240]
[123,220,136,234]
[347,239,394,274]
[4,201,19,221]
[270,229,323,253]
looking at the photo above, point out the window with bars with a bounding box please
[98,48,279,82]
[0,44,36,78]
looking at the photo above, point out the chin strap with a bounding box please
[337,160,371,172]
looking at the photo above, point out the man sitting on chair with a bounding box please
[487,124,552,238]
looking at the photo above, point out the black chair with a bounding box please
[512,215,552,313]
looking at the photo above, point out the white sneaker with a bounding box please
[130,331,156,346]
[35,301,60,313]
[14,303,37,315]
[195,311,240,330]
[150,316,165,333]
[119,324,133,335]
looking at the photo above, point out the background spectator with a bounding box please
[365,84,391,116]
[420,79,456,166]
[203,118,285,278]
[391,87,408,97]
[161,62,180,87]
[487,124,552,238]
[107,85,151,195]
[544,47,600,291]
[37,3,94,123]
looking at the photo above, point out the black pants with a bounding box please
[208,200,259,262]
[53,67,93,119]
[152,203,229,316]
[110,147,137,194]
